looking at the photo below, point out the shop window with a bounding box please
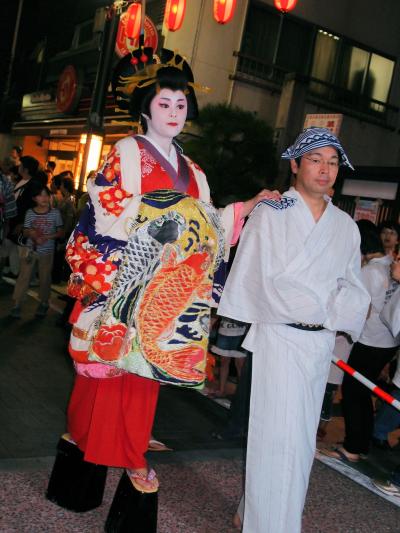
[276,18,313,75]
[310,29,394,108]
[369,54,394,104]
[241,5,280,65]
[239,5,313,82]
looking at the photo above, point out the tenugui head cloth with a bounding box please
[281,127,354,170]
[112,48,209,122]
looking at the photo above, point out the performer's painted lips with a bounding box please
[167,122,178,126]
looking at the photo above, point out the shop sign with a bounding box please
[49,129,68,136]
[56,65,82,114]
[354,198,380,223]
[30,91,53,104]
[115,15,158,57]
[303,113,343,136]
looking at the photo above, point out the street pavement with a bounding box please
[0,279,399,531]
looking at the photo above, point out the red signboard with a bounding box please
[115,15,158,57]
[56,65,80,113]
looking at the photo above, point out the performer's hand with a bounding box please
[391,260,400,282]
[241,189,281,218]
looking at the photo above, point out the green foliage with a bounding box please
[183,104,278,206]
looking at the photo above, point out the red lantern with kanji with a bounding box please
[125,2,142,41]
[213,0,237,24]
[274,0,298,13]
[164,0,186,31]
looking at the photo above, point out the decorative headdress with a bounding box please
[112,48,210,122]
[281,127,354,170]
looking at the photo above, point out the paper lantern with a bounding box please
[274,0,298,13]
[213,0,237,24]
[164,0,186,31]
[125,2,142,41]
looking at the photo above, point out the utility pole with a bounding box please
[78,1,123,191]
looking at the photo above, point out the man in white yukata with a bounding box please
[218,127,371,533]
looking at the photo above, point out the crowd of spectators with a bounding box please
[0,147,83,319]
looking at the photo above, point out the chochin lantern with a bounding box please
[274,0,298,13]
[164,0,186,31]
[125,2,142,41]
[213,0,237,24]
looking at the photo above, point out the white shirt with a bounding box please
[359,255,400,348]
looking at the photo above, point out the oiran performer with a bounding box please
[218,128,371,533]
[46,48,277,530]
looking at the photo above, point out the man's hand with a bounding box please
[241,189,281,218]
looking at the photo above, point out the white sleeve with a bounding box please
[324,230,370,341]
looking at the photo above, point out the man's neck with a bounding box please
[295,188,327,222]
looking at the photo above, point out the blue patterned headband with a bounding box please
[281,127,354,170]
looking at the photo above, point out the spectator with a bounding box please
[210,317,249,398]
[50,174,63,207]
[46,161,56,176]
[0,169,17,276]
[379,220,400,259]
[52,175,76,283]
[325,221,400,462]
[10,183,63,318]
[9,156,41,247]
[9,145,23,166]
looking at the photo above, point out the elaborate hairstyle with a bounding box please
[112,48,207,124]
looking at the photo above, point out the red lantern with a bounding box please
[213,0,237,24]
[164,0,186,32]
[125,2,142,41]
[274,0,298,13]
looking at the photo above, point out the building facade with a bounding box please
[7,0,400,219]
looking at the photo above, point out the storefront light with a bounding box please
[85,134,103,174]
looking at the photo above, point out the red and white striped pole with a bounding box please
[332,355,400,412]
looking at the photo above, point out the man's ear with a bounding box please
[290,159,299,175]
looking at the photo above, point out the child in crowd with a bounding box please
[210,317,250,397]
[10,183,63,318]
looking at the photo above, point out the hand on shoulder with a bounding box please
[241,188,281,218]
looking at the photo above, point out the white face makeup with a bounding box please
[144,88,188,146]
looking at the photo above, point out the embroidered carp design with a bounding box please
[89,190,225,388]
[137,248,210,382]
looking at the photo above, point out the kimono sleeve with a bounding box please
[65,145,129,305]
[324,228,370,341]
